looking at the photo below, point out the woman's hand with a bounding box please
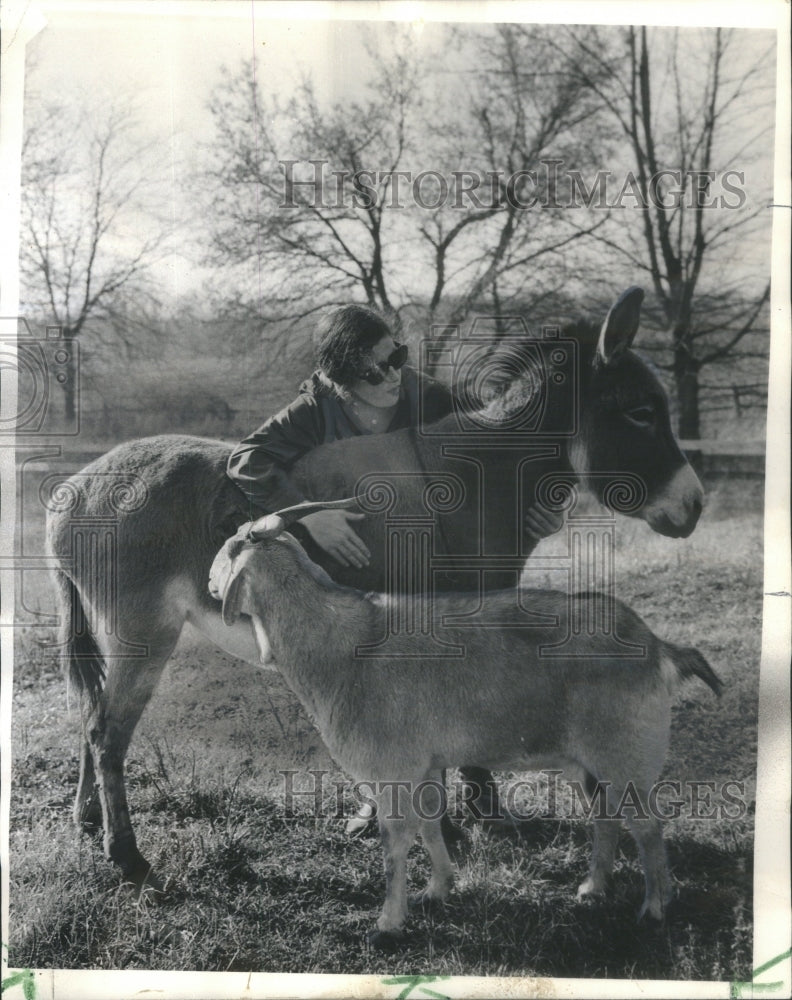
[523,504,565,543]
[300,509,371,568]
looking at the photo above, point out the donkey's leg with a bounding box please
[87,622,180,890]
[623,787,671,921]
[74,739,101,831]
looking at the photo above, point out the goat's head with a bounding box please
[209,497,361,626]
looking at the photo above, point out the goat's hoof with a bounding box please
[576,877,609,903]
[367,928,406,952]
[440,816,468,857]
[576,888,607,906]
[637,899,665,923]
[345,808,377,839]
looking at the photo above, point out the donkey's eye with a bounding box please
[625,405,655,427]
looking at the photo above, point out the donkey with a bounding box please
[46,287,704,889]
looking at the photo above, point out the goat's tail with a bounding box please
[664,642,723,698]
[52,567,106,708]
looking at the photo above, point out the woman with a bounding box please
[228,303,557,837]
[227,304,453,570]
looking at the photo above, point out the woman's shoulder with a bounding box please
[298,370,338,399]
[253,373,332,439]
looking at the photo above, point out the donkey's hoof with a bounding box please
[409,892,447,916]
[76,816,103,837]
[122,862,165,899]
[367,928,406,952]
[74,801,102,835]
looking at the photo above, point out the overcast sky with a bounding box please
[11,1,784,304]
[24,5,448,298]
[27,5,462,153]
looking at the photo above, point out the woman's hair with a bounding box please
[316,304,394,391]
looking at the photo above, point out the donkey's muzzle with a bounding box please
[642,465,704,538]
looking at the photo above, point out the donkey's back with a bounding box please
[47,434,245,600]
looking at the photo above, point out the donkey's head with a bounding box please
[569,287,703,537]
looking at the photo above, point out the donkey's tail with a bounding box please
[664,642,723,698]
[52,568,105,708]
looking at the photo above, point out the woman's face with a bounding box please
[350,336,403,407]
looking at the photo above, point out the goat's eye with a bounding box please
[625,405,655,427]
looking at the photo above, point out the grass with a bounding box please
[6,475,763,980]
[7,763,754,977]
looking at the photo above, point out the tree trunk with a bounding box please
[673,345,701,440]
[62,331,77,426]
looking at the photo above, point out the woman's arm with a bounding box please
[227,395,325,512]
[228,395,371,568]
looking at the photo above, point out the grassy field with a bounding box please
[6,470,762,981]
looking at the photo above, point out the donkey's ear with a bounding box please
[596,287,644,366]
[221,559,247,626]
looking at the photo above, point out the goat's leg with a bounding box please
[369,795,420,946]
[416,818,455,909]
[413,777,455,908]
[623,788,671,921]
[577,817,620,901]
[576,775,620,900]
[87,624,179,892]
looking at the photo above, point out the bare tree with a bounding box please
[20,96,170,421]
[199,24,611,343]
[202,39,422,332]
[565,25,774,438]
[418,24,610,327]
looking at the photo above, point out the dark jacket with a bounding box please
[227,365,454,513]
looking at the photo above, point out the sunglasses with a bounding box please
[359,343,409,385]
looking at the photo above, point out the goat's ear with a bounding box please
[274,497,361,525]
[596,286,644,366]
[221,559,247,626]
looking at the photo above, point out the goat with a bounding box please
[209,498,722,947]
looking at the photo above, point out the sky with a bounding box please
[7,0,784,304]
[22,5,441,300]
[31,8,366,142]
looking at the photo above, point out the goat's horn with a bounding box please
[273,497,361,525]
[246,515,287,542]
[246,498,361,542]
